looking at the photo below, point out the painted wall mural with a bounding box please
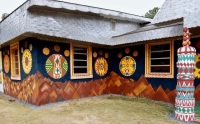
[133,50,138,57]
[125,48,130,54]
[45,54,68,79]
[119,56,136,76]
[105,53,109,58]
[95,57,108,76]
[99,50,103,56]
[194,53,200,78]
[4,55,9,73]
[93,52,97,58]
[64,50,70,57]
[5,71,200,107]
[54,45,60,52]
[118,52,122,58]
[22,49,32,74]
[43,47,50,55]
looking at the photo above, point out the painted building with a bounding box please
[0,0,200,109]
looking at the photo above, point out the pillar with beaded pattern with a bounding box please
[175,27,196,122]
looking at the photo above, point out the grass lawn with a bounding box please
[0,95,182,124]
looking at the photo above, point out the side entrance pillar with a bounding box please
[175,28,196,122]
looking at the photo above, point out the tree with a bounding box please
[144,7,159,19]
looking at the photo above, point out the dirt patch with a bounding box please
[0,95,183,124]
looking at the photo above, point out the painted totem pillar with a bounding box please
[175,28,196,122]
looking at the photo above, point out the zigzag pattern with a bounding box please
[177,91,194,99]
[175,99,195,107]
[175,111,195,121]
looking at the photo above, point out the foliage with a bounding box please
[144,7,159,19]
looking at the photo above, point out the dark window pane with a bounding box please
[15,69,19,75]
[151,51,170,58]
[15,63,19,68]
[14,50,18,55]
[74,54,87,60]
[74,68,87,73]
[74,61,87,66]
[151,44,170,51]
[74,47,87,53]
[151,59,170,65]
[151,66,170,73]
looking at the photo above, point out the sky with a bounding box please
[0,0,165,20]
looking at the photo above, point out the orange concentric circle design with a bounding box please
[4,55,9,73]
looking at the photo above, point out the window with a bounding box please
[145,41,174,78]
[10,43,20,80]
[70,44,92,79]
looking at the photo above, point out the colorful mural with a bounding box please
[105,53,109,58]
[45,54,68,79]
[99,50,103,56]
[22,49,32,74]
[93,52,97,58]
[54,45,60,52]
[4,55,9,73]
[43,47,50,55]
[95,57,108,76]
[64,50,70,57]
[125,48,130,54]
[194,53,200,78]
[4,71,195,106]
[119,56,136,76]
[175,28,196,122]
[118,53,122,58]
[29,44,33,51]
[133,50,138,57]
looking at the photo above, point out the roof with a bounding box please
[152,0,199,28]
[112,22,183,45]
[28,0,152,23]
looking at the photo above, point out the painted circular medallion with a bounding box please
[105,53,109,58]
[45,54,68,79]
[133,50,138,57]
[99,50,103,56]
[22,49,32,74]
[125,48,130,54]
[4,55,9,73]
[119,56,136,76]
[118,53,122,58]
[43,47,50,55]
[54,45,60,52]
[95,57,108,76]
[93,52,97,58]
[64,50,70,57]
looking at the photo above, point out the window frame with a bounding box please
[145,41,174,78]
[10,43,21,80]
[70,44,93,79]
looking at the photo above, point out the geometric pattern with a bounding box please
[194,53,200,78]
[95,57,108,76]
[45,54,68,79]
[4,55,9,73]
[22,49,32,74]
[175,28,196,122]
[119,56,136,76]
[3,71,190,106]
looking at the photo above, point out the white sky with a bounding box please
[0,0,165,19]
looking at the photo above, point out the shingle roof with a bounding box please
[29,0,152,23]
[152,0,196,25]
[112,23,183,45]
